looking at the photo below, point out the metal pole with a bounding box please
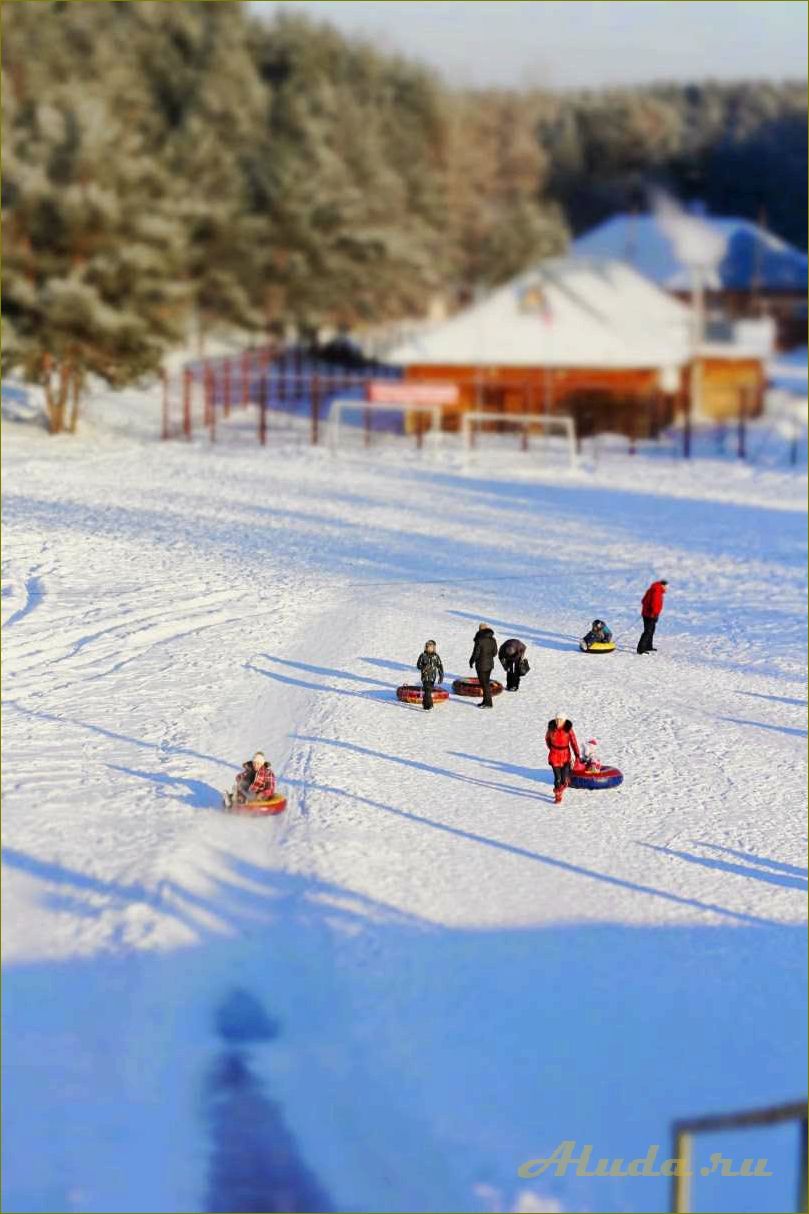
[683,381,692,460]
[670,1129,692,1213]
[259,371,268,446]
[738,383,748,459]
[223,359,231,419]
[161,369,169,440]
[182,368,192,440]
[364,405,371,449]
[311,375,320,446]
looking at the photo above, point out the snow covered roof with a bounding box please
[573,214,808,293]
[387,256,694,370]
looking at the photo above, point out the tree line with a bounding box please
[2,0,805,431]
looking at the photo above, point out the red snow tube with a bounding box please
[396,684,449,705]
[231,794,288,816]
[569,762,623,790]
[452,678,504,697]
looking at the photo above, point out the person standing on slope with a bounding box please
[545,713,581,804]
[637,579,668,654]
[470,622,498,708]
[416,639,444,711]
[498,637,527,692]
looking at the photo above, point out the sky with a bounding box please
[249,1,808,89]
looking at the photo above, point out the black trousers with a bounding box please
[476,665,494,706]
[637,615,658,653]
[552,763,570,789]
[421,678,435,709]
[505,659,521,690]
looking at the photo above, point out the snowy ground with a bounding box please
[2,390,807,1214]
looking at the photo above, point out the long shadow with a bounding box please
[107,764,222,810]
[719,715,808,739]
[4,700,232,769]
[737,691,808,708]
[258,654,391,688]
[289,777,778,925]
[696,843,808,879]
[640,844,808,892]
[360,656,413,674]
[294,735,547,802]
[247,661,407,710]
[4,573,45,629]
[449,750,550,785]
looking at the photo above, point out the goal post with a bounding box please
[327,398,445,451]
[461,411,577,464]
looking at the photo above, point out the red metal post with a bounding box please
[259,371,268,446]
[223,360,232,419]
[182,368,192,440]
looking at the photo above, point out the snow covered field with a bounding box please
[2,393,807,1214]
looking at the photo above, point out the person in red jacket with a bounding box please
[225,751,277,807]
[637,579,668,654]
[545,713,581,804]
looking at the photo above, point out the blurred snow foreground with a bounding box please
[2,387,806,1214]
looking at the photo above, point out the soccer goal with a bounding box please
[327,398,445,452]
[461,411,577,466]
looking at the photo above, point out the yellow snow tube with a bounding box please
[583,640,616,654]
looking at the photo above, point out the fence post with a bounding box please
[670,1128,692,1213]
[161,369,169,440]
[364,405,371,448]
[311,375,320,446]
[259,371,268,446]
[203,365,214,430]
[182,368,192,440]
[223,359,232,419]
[682,385,692,460]
[737,383,748,459]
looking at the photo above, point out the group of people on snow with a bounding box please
[228,579,669,809]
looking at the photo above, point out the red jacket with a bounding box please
[239,761,276,798]
[545,721,580,767]
[641,581,667,618]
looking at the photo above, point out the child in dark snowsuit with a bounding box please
[416,640,444,710]
[498,637,527,691]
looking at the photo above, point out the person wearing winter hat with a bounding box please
[226,751,276,807]
[416,639,444,711]
[545,713,581,804]
[470,622,498,707]
[498,637,528,691]
[637,579,669,654]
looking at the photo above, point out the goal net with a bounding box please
[328,398,445,451]
[461,411,577,466]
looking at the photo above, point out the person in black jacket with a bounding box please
[416,640,444,710]
[498,637,527,691]
[470,623,498,707]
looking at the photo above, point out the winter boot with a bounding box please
[553,786,563,804]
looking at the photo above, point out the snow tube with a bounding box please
[452,678,504,697]
[580,641,616,653]
[569,762,623,790]
[396,684,449,705]
[230,793,288,816]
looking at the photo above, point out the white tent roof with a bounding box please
[387,257,695,370]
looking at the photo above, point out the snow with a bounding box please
[2,389,807,1214]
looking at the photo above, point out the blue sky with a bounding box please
[249,1,808,88]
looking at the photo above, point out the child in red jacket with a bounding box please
[545,714,581,803]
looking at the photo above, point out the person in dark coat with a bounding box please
[637,579,668,654]
[416,640,444,711]
[545,714,581,804]
[498,637,527,691]
[470,622,498,707]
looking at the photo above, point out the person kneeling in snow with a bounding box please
[545,713,581,804]
[225,751,276,807]
[580,619,613,651]
[416,640,444,710]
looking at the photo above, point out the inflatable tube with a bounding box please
[569,763,623,790]
[580,641,616,654]
[396,684,449,705]
[230,793,288,815]
[452,678,504,697]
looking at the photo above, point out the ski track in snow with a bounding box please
[2,410,807,1214]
